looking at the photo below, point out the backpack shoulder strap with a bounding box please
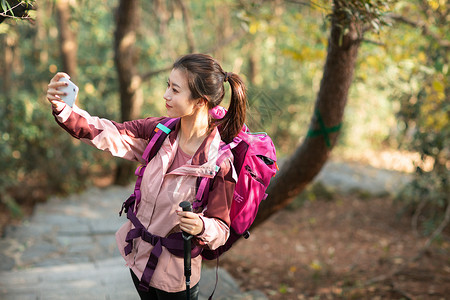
[193,137,238,211]
[142,117,179,162]
[119,117,179,217]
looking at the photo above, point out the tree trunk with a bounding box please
[154,0,169,37]
[1,35,13,95]
[33,0,48,67]
[113,0,143,185]
[253,1,362,227]
[213,2,232,62]
[176,0,195,53]
[56,0,78,80]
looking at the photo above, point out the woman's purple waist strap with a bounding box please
[123,221,203,292]
[124,225,202,257]
[121,197,203,292]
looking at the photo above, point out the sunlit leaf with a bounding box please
[432,80,444,93]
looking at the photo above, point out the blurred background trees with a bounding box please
[386,0,449,236]
[0,0,448,235]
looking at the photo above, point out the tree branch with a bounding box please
[141,66,173,82]
[361,38,385,46]
[388,14,450,49]
[206,28,247,54]
[1,1,24,14]
[140,28,248,82]
[418,198,450,256]
[0,0,35,24]
[284,0,328,10]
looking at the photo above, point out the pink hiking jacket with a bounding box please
[52,103,235,292]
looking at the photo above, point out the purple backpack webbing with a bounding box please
[119,117,204,292]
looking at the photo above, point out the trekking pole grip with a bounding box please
[179,201,193,240]
[179,201,192,300]
[180,201,193,212]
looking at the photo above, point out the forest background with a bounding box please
[0,0,448,298]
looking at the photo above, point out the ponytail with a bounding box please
[173,53,247,143]
[214,72,247,143]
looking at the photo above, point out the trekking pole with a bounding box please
[179,201,193,300]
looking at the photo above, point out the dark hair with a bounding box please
[173,53,247,143]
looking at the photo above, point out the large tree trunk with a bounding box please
[253,1,362,227]
[113,0,143,185]
[56,0,77,80]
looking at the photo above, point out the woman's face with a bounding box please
[164,68,198,118]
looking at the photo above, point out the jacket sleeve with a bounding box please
[196,156,236,250]
[52,102,164,164]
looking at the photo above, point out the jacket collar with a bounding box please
[167,120,223,166]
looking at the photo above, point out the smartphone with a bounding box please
[58,77,79,107]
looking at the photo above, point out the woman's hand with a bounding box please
[46,72,70,109]
[177,210,204,236]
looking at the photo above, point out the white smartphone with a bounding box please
[58,77,79,107]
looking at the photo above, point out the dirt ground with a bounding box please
[210,195,450,300]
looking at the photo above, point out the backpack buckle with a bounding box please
[141,230,158,245]
[119,202,126,217]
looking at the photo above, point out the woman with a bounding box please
[46,53,247,300]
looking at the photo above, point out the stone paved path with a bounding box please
[0,161,411,299]
[0,186,267,299]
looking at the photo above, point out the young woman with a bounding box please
[46,53,247,300]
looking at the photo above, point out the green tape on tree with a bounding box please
[306,110,342,148]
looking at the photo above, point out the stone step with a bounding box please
[0,257,267,300]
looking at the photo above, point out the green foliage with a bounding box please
[0,0,447,228]
[0,0,35,21]
[1,194,23,218]
[0,0,13,13]
[386,0,449,234]
[325,0,396,46]
[0,0,117,209]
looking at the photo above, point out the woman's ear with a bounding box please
[196,97,207,107]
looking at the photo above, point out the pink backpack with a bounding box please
[198,106,278,260]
